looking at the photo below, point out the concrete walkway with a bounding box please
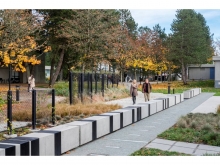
[145,138,220,156]
[64,92,217,156]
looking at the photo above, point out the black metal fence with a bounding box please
[0,88,55,134]
[69,72,120,105]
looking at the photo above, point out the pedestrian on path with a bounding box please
[28,74,32,92]
[29,75,35,92]
[130,79,138,104]
[142,78,152,102]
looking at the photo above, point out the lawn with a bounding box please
[158,113,220,146]
[131,148,190,156]
[142,80,220,96]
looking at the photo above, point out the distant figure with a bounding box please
[28,74,32,92]
[142,78,152,102]
[29,75,35,92]
[130,79,138,105]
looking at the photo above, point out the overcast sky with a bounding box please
[3,0,220,40]
[130,9,220,39]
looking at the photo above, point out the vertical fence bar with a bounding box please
[81,73,84,103]
[112,74,113,88]
[69,71,73,105]
[7,90,12,135]
[87,73,90,95]
[52,89,55,125]
[32,89,36,130]
[78,73,80,98]
[107,74,109,88]
[90,73,93,102]
[102,74,104,97]
[95,72,97,94]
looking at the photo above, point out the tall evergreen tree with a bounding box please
[168,9,214,84]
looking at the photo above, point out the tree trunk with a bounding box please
[50,49,65,87]
[181,63,187,85]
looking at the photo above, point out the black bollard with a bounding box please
[32,89,36,130]
[90,74,93,102]
[69,71,73,105]
[7,90,12,135]
[81,73,84,103]
[95,72,97,94]
[101,74,104,97]
[168,82,171,94]
[173,88,175,94]
[52,89,55,125]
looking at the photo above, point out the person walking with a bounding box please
[142,78,152,102]
[28,74,32,92]
[29,75,35,92]
[130,79,138,104]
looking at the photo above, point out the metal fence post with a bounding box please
[90,73,93,102]
[95,72,97,94]
[102,74,104,97]
[7,90,12,135]
[87,73,90,95]
[81,73,84,103]
[32,89,36,130]
[112,74,113,88]
[173,88,175,94]
[52,89,55,125]
[78,73,80,98]
[69,71,73,105]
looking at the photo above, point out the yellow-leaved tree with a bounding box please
[0,10,49,73]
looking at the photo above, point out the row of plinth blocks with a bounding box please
[0,88,201,156]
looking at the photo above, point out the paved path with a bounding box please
[65,92,215,156]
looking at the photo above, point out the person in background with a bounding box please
[130,79,138,104]
[142,78,152,102]
[29,75,35,92]
[28,74,32,92]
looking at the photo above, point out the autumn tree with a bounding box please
[0,10,46,74]
[168,9,214,84]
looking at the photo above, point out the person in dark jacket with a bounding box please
[142,78,152,102]
[130,79,138,104]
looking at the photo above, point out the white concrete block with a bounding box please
[66,121,92,145]
[111,109,133,127]
[45,124,79,154]
[180,93,184,102]
[0,142,20,156]
[173,94,181,104]
[101,112,120,131]
[137,101,157,115]
[184,90,192,99]
[126,104,149,119]
[151,99,163,112]
[123,107,138,122]
[0,148,5,156]
[22,132,54,156]
[83,116,110,138]
[165,95,176,107]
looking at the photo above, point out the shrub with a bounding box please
[201,123,213,132]
[190,121,197,129]
[176,118,187,128]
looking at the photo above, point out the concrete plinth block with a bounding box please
[165,95,176,107]
[110,109,133,127]
[137,101,157,116]
[180,93,184,102]
[124,106,142,121]
[122,107,137,122]
[0,139,30,156]
[0,144,16,156]
[154,98,168,110]
[99,112,120,132]
[126,104,149,119]
[81,116,110,138]
[183,90,192,99]
[43,125,79,155]
[173,94,181,104]
[151,99,163,112]
[21,132,54,156]
[11,136,39,156]
[0,148,5,156]
[66,121,92,145]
